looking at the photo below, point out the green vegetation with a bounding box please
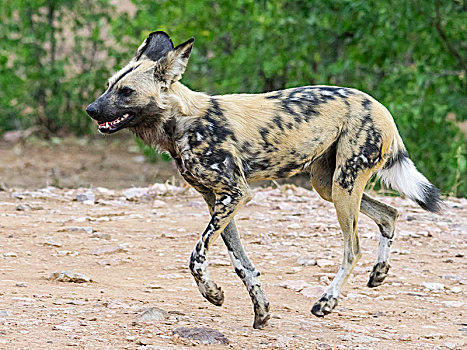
[1,0,466,195]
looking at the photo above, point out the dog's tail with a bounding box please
[377,132,442,213]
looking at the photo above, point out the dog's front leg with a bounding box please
[196,189,270,329]
[189,185,252,306]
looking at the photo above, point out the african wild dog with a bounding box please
[86,31,441,329]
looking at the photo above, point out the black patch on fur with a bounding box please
[275,161,301,178]
[108,66,136,91]
[265,90,283,99]
[415,183,442,213]
[272,115,284,131]
[362,98,371,110]
[201,98,236,143]
[135,31,174,62]
[337,113,383,194]
[383,150,409,169]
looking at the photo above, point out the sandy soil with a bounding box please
[0,138,465,349]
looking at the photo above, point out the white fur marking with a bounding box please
[337,88,348,97]
[228,251,258,288]
[222,196,232,205]
[378,157,431,202]
[377,236,391,263]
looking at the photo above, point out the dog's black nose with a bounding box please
[86,103,99,119]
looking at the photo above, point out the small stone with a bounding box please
[122,187,148,200]
[296,256,317,266]
[173,327,229,345]
[68,226,93,234]
[146,284,163,290]
[3,252,17,257]
[135,307,168,322]
[43,239,63,247]
[106,300,129,309]
[15,282,27,287]
[451,286,462,293]
[279,280,311,292]
[287,223,301,229]
[90,245,128,255]
[301,285,325,298]
[16,204,30,211]
[48,271,92,283]
[57,251,77,256]
[317,259,334,267]
[441,301,464,308]
[0,310,12,317]
[152,200,167,208]
[91,232,111,240]
[76,191,95,205]
[422,282,445,291]
[319,275,330,284]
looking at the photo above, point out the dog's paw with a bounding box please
[253,310,270,329]
[367,261,390,288]
[311,295,338,317]
[203,280,225,306]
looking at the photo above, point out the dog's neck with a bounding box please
[130,82,210,157]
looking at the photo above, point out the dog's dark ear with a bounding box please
[155,37,194,86]
[134,31,174,62]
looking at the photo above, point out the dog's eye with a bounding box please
[120,87,134,97]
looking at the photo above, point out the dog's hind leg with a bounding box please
[311,145,398,288]
[199,190,270,329]
[311,131,379,317]
[360,193,398,287]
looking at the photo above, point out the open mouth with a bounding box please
[97,113,134,134]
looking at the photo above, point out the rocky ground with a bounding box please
[0,183,465,349]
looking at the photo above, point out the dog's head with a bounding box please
[86,31,194,134]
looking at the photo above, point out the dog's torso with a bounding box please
[168,85,394,189]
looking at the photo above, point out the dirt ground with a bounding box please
[0,138,466,349]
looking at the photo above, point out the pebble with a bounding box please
[122,187,149,200]
[76,191,95,205]
[106,300,129,309]
[135,307,168,322]
[421,282,445,291]
[90,244,128,255]
[3,252,17,257]
[296,255,317,266]
[68,226,93,234]
[173,327,229,345]
[279,280,311,292]
[16,204,30,211]
[152,199,167,208]
[43,238,63,247]
[48,271,92,283]
[441,301,464,308]
[300,285,325,298]
[0,310,12,317]
[317,258,334,267]
[91,232,111,240]
[450,286,462,293]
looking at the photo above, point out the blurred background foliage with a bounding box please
[0,0,466,196]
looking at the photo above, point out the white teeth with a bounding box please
[99,114,130,130]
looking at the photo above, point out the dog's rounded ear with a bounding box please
[134,31,174,62]
[154,37,195,86]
